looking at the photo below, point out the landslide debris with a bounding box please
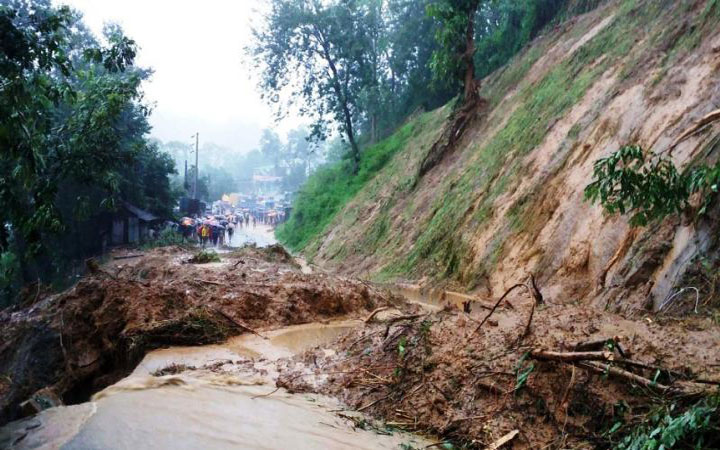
[0,245,395,425]
[278,294,720,448]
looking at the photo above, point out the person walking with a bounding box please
[211,226,219,247]
[200,224,209,248]
[227,223,234,245]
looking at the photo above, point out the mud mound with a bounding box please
[281,300,720,448]
[0,246,391,425]
[227,243,296,265]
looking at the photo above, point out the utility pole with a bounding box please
[193,132,199,200]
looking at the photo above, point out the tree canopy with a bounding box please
[249,0,577,175]
[0,0,176,305]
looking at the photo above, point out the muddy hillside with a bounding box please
[303,0,720,315]
[0,246,396,425]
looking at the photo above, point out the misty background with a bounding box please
[55,0,326,202]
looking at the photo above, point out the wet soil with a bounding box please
[1,320,430,449]
[0,245,399,425]
[278,292,720,448]
[2,245,719,448]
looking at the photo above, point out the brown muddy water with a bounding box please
[0,322,430,449]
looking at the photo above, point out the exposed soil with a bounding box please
[277,290,720,448]
[0,245,397,425]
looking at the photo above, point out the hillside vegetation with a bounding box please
[281,0,720,315]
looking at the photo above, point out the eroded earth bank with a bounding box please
[1,245,718,448]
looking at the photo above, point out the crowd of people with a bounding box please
[178,213,259,248]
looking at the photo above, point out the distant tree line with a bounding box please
[157,125,325,203]
[249,0,589,173]
[0,0,176,306]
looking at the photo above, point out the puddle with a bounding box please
[132,321,360,376]
[228,224,278,248]
[390,283,494,312]
[1,320,430,449]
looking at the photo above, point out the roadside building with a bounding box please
[110,202,163,245]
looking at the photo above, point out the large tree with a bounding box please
[0,0,176,304]
[249,0,374,173]
[428,0,483,106]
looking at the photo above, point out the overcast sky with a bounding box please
[54,0,299,153]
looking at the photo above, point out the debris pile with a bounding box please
[0,245,395,425]
[281,292,720,448]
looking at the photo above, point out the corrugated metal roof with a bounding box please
[123,201,159,222]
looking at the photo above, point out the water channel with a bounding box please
[0,321,430,449]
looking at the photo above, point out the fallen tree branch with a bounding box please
[357,392,393,412]
[529,274,544,305]
[556,365,576,419]
[476,381,509,396]
[579,362,677,394]
[669,108,720,151]
[113,254,145,260]
[530,350,615,363]
[485,429,519,450]
[251,387,280,399]
[517,295,537,345]
[574,336,627,358]
[532,349,692,381]
[516,275,544,345]
[364,306,390,324]
[474,284,529,334]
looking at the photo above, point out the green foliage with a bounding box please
[0,251,19,296]
[276,117,420,250]
[585,145,720,226]
[0,0,177,306]
[614,396,720,450]
[473,0,569,80]
[397,335,408,358]
[514,352,535,392]
[141,229,186,250]
[189,250,221,264]
[248,0,375,170]
[429,0,581,96]
[427,0,481,92]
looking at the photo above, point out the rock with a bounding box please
[19,388,63,417]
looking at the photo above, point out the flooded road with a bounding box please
[1,322,430,450]
[228,223,277,248]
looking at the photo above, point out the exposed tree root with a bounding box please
[416,98,486,179]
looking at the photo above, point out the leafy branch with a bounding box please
[585,145,720,226]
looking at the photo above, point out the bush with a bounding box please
[141,228,187,250]
[614,396,720,449]
[188,250,221,264]
[585,145,720,226]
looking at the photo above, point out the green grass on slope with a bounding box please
[379,0,690,286]
[276,116,427,251]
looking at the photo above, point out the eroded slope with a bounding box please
[306,0,720,315]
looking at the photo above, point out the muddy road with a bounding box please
[1,245,719,448]
[1,319,429,449]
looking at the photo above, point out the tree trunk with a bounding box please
[319,39,361,174]
[345,114,361,174]
[462,3,479,106]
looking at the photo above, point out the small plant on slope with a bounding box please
[614,396,720,450]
